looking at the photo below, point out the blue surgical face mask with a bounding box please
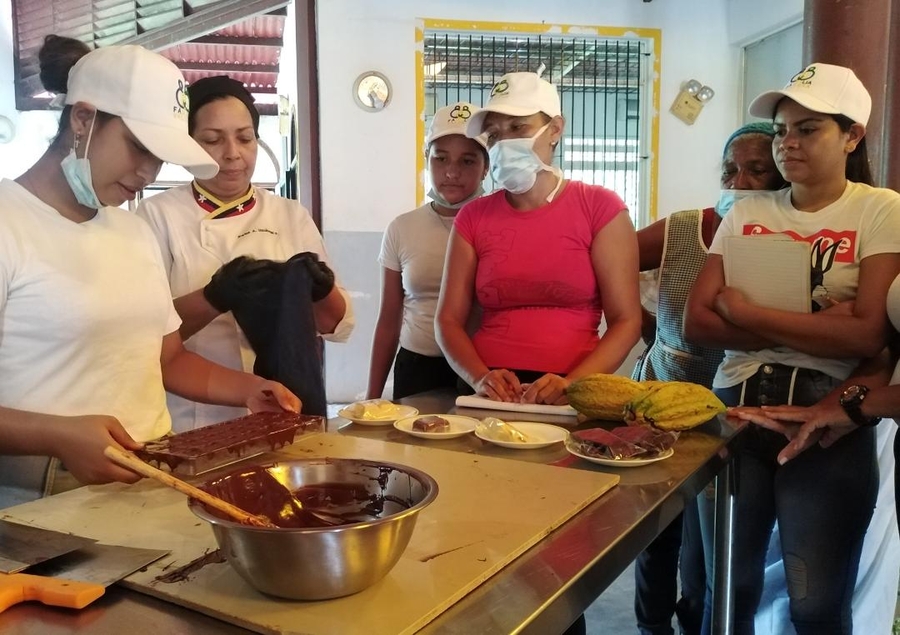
[488,123,556,195]
[61,112,102,209]
[427,183,484,210]
[715,189,760,217]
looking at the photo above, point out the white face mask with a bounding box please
[715,189,761,217]
[60,112,102,209]
[427,184,484,210]
[488,123,556,194]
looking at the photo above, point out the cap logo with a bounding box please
[789,66,816,87]
[449,104,472,121]
[491,79,509,97]
[174,79,189,119]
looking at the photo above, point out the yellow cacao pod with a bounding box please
[566,374,646,421]
[624,381,725,430]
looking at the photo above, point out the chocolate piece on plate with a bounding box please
[567,427,648,460]
[412,416,450,433]
[607,426,678,454]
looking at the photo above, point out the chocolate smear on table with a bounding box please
[155,549,226,583]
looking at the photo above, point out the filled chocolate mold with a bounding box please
[136,412,325,476]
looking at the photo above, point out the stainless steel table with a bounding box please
[0,390,742,635]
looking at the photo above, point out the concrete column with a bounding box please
[293,0,322,225]
[803,0,891,186]
[883,1,900,190]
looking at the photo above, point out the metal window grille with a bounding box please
[424,31,649,224]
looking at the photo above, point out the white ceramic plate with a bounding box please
[474,422,569,449]
[566,446,674,467]
[393,414,479,440]
[338,403,419,426]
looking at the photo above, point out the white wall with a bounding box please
[726,0,803,46]
[318,0,745,400]
[318,0,742,232]
[0,2,60,176]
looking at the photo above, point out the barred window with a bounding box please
[423,30,653,226]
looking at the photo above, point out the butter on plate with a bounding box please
[345,399,401,420]
[476,417,530,443]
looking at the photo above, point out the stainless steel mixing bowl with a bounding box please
[188,457,438,600]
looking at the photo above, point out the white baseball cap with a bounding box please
[466,72,562,137]
[64,45,219,178]
[748,62,871,126]
[427,102,488,151]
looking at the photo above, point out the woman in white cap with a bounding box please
[137,75,353,430]
[0,36,298,509]
[435,72,641,406]
[633,122,787,635]
[367,102,488,400]
[685,62,900,634]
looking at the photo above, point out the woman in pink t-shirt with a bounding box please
[435,72,641,406]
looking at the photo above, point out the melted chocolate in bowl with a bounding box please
[200,462,417,529]
[188,458,439,600]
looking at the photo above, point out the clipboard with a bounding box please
[723,234,811,313]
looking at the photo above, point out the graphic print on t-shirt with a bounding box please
[743,223,853,311]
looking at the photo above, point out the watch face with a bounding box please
[842,385,864,403]
[840,385,879,426]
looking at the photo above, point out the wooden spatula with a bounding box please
[103,446,277,528]
[235,468,346,527]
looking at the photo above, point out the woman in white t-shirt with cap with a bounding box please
[367,102,488,399]
[685,63,900,633]
[0,36,298,509]
[435,72,641,406]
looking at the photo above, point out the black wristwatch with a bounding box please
[839,385,881,427]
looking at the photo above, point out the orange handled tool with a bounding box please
[0,541,168,614]
[0,571,104,612]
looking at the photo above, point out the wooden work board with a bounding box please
[1,433,618,635]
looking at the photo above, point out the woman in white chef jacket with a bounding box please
[138,76,354,432]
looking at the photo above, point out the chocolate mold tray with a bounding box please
[136,412,325,476]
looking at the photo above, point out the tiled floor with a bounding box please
[585,564,636,633]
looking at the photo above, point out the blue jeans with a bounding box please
[713,364,878,635]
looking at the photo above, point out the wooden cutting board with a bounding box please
[0,433,618,635]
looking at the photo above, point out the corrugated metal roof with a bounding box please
[12,0,287,111]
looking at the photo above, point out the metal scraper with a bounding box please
[0,542,169,613]
[0,519,96,574]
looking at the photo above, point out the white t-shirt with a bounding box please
[137,184,354,431]
[0,179,179,437]
[0,179,180,507]
[710,182,900,388]
[378,203,455,357]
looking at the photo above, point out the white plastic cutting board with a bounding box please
[0,433,618,635]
